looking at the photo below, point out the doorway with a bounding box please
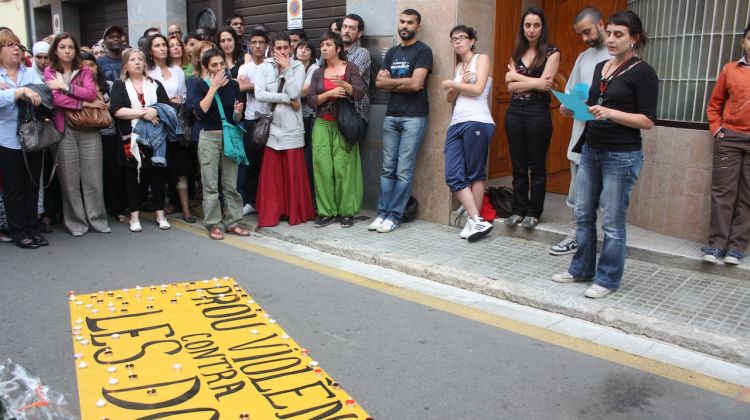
[488,0,627,193]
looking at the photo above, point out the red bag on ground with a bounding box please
[480,193,497,221]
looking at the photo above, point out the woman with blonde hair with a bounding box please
[109,48,172,232]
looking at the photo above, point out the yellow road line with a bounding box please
[173,220,750,404]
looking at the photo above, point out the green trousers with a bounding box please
[312,118,363,217]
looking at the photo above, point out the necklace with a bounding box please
[597,56,640,105]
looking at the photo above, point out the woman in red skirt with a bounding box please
[254,32,314,227]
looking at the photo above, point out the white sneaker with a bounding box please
[368,216,385,231]
[157,218,171,230]
[243,203,256,215]
[376,219,397,233]
[584,284,614,299]
[459,220,472,239]
[466,216,493,242]
[129,220,142,232]
[551,272,588,283]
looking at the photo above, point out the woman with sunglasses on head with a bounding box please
[145,34,195,223]
[109,48,172,232]
[441,25,495,242]
[552,10,658,299]
[0,29,45,248]
[45,32,111,237]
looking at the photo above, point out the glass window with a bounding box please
[629,0,749,123]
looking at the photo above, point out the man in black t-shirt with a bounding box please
[97,26,125,83]
[370,8,433,233]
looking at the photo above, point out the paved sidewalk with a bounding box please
[226,211,750,366]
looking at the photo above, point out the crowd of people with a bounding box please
[1,6,749,299]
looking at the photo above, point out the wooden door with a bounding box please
[489,0,627,193]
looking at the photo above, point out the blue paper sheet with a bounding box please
[551,87,595,121]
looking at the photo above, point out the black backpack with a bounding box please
[486,186,513,218]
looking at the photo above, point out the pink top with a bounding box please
[44,66,98,132]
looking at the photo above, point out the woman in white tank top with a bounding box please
[441,25,496,242]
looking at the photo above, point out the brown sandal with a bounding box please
[208,226,224,240]
[226,224,250,237]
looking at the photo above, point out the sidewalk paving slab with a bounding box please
[231,211,750,366]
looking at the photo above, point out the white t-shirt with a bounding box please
[565,45,611,163]
[147,65,186,101]
[237,60,270,120]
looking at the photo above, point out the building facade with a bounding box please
[21,0,750,243]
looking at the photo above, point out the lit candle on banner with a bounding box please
[69,278,371,418]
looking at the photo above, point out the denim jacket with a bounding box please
[133,103,184,166]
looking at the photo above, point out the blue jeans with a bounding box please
[377,116,428,224]
[568,145,643,290]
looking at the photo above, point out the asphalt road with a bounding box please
[1,221,748,419]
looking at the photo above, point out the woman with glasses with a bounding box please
[0,29,46,248]
[45,32,111,237]
[441,25,495,242]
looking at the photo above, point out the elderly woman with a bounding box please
[188,48,248,240]
[0,29,45,248]
[306,31,365,228]
[254,32,314,227]
[45,32,110,237]
[109,48,172,232]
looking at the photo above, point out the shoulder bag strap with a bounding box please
[269,77,286,114]
[205,79,228,123]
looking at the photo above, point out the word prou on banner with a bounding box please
[69,277,372,419]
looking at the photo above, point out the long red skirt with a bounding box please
[256,147,315,227]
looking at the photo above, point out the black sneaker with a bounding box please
[314,216,335,228]
[341,216,354,228]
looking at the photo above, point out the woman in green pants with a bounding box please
[306,31,365,228]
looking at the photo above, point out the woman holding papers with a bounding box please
[551,10,658,299]
[503,8,560,230]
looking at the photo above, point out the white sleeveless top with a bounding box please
[147,65,186,101]
[450,54,495,126]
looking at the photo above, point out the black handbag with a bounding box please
[18,98,62,153]
[252,78,286,148]
[335,98,366,147]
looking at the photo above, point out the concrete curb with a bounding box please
[255,224,750,366]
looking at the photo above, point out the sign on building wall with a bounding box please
[69,278,371,418]
[52,13,61,34]
[287,0,303,29]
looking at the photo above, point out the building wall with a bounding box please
[127,0,186,45]
[628,127,713,243]
[1,0,29,46]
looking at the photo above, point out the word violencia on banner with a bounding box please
[68,277,372,419]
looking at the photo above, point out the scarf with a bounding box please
[124,78,158,176]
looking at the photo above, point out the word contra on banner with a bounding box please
[69,278,371,419]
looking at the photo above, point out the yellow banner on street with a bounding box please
[69,278,371,419]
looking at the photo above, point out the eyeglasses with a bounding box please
[168,31,182,36]
[2,42,21,49]
[450,35,470,43]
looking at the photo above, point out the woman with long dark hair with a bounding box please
[552,10,658,298]
[503,7,560,229]
[215,26,245,78]
[45,32,110,237]
[0,29,45,248]
[145,34,195,223]
[306,31,365,228]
